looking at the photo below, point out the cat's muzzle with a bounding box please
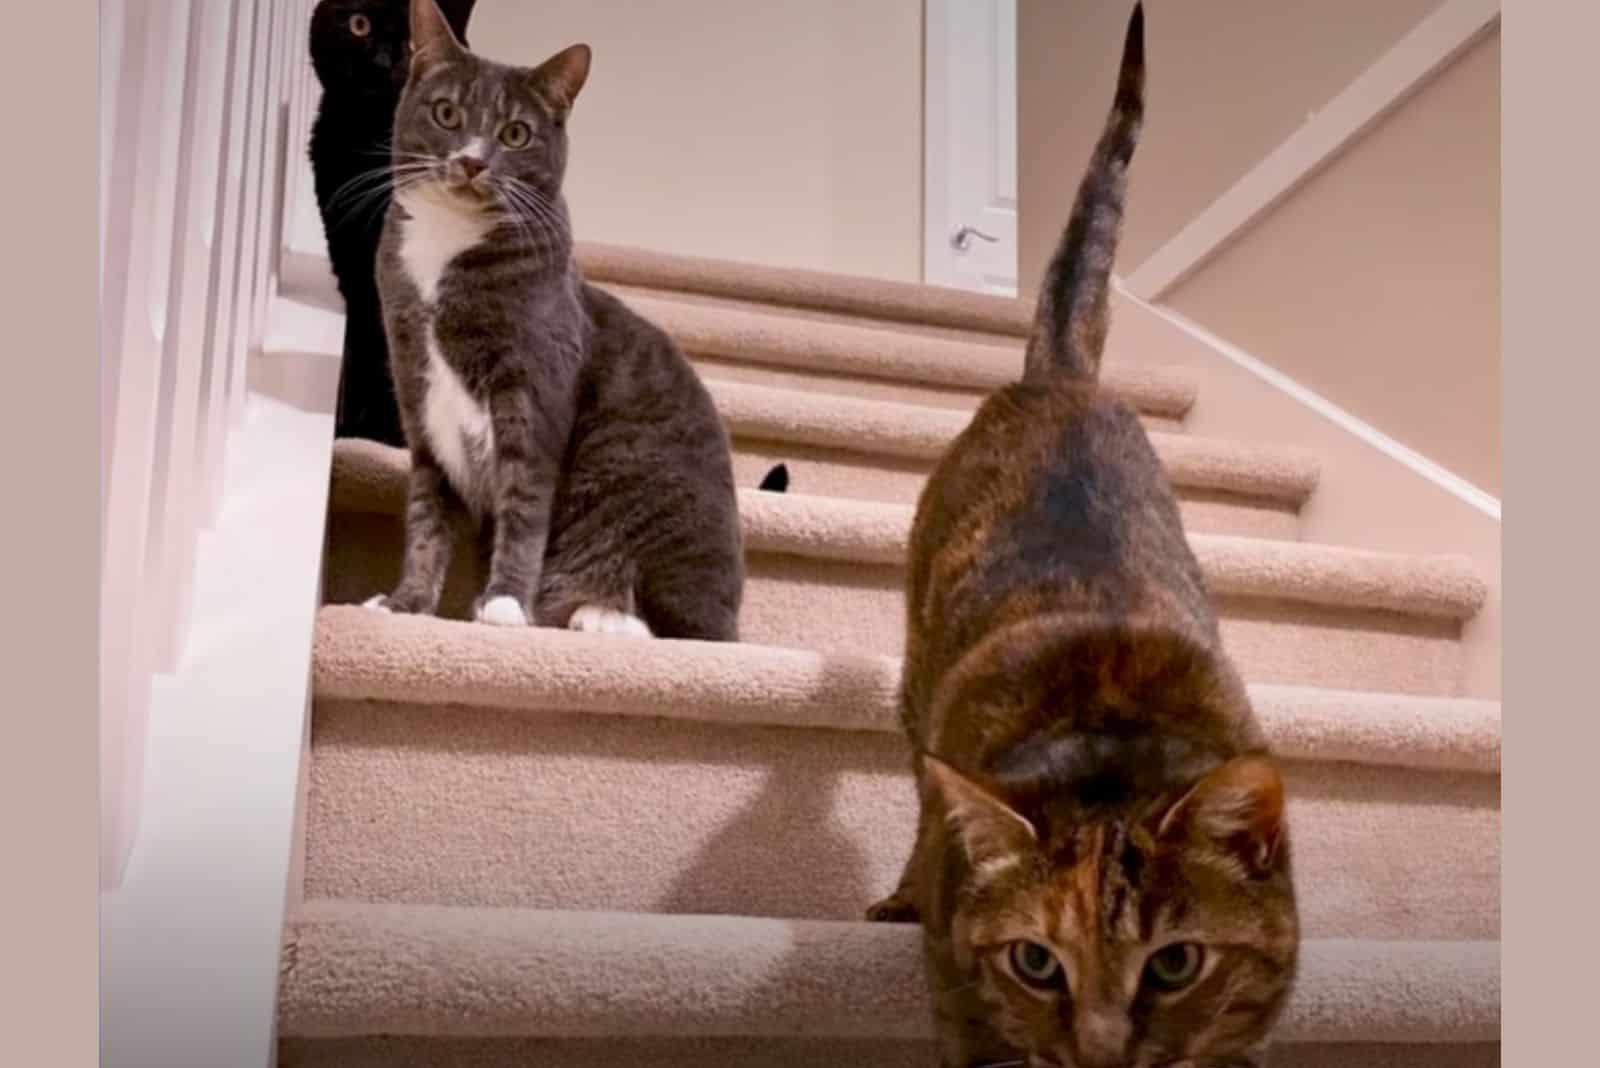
[444,157,492,197]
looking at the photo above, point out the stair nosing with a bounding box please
[278,899,1501,1045]
[311,605,1501,775]
[327,441,1486,623]
[705,377,1319,504]
[577,239,1037,338]
[623,290,1196,416]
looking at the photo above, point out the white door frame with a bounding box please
[923,0,1019,295]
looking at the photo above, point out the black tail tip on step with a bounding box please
[759,463,790,493]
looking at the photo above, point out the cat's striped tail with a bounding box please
[1022,2,1145,385]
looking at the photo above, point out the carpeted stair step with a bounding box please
[706,377,1317,534]
[281,246,1194,422]
[302,607,1500,941]
[323,442,1487,696]
[618,288,1196,426]
[276,901,1499,1057]
[279,1034,1502,1068]
[578,240,1036,338]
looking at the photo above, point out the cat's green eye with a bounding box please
[1144,942,1205,992]
[432,99,463,130]
[1007,941,1064,990]
[499,121,533,149]
[348,13,371,38]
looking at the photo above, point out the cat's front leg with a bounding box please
[475,383,561,627]
[368,453,463,616]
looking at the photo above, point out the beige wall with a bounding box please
[469,0,924,281]
[1165,29,1500,493]
[1018,0,1499,495]
[1018,0,1445,292]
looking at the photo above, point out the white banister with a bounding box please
[100,0,188,893]
[102,1,333,1062]
[99,0,318,891]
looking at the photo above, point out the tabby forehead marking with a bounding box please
[395,184,493,304]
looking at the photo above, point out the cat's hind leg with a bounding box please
[634,555,741,643]
[536,542,653,638]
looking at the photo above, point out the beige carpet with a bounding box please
[279,244,1501,1065]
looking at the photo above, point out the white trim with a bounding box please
[921,0,952,286]
[100,389,334,1068]
[1125,0,1501,299]
[1115,278,1502,521]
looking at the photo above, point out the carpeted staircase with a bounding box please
[275,243,1502,1067]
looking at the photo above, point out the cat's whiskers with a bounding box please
[929,977,983,998]
[326,162,437,232]
[495,181,568,256]
[324,160,433,213]
[500,176,570,237]
[499,187,569,247]
[489,183,547,254]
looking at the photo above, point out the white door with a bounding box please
[923,0,1018,296]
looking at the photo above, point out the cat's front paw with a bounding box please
[866,893,920,924]
[569,605,653,638]
[475,595,531,627]
[366,584,439,616]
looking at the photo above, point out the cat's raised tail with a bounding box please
[1022,2,1145,386]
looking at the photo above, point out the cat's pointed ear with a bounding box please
[531,44,592,119]
[409,0,466,75]
[1156,755,1286,876]
[922,754,1037,869]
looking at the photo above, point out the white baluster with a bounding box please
[99,0,184,891]
[226,0,278,429]
[144,0,236,674]
[198,0,264,523]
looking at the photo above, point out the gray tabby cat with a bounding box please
[367,0,743,640]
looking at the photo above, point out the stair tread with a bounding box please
[312,605,1500,775]
[279,900,1499,1045]
[706,377,1319,503]
[618,289,1195,415]
[329,441,1486,623]
[279,246,1191,413]
[577,240,1037,338]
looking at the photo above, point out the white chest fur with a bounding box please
[422,334,495,514]
[395,185,494,304]
[397,187,498,513]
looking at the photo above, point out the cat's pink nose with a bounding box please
[456,157,487,179]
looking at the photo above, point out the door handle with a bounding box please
[950,225,999,252]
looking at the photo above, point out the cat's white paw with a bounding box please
[568,605,653,638]
[476,595,529,627]
[362,595,392,614]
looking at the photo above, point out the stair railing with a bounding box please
[100,0,316,891]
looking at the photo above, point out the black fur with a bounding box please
[307,0,477,446]
[758,463,790,493]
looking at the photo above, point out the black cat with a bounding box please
[308,0,477,446]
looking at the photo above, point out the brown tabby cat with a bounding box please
[867,8,1299,1066]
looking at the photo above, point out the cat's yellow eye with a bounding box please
[1006,941,1064,990]
[432,99,463,130]
[348,13,371,38]
[499,121,533,149]
[1144,942,1205,992]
